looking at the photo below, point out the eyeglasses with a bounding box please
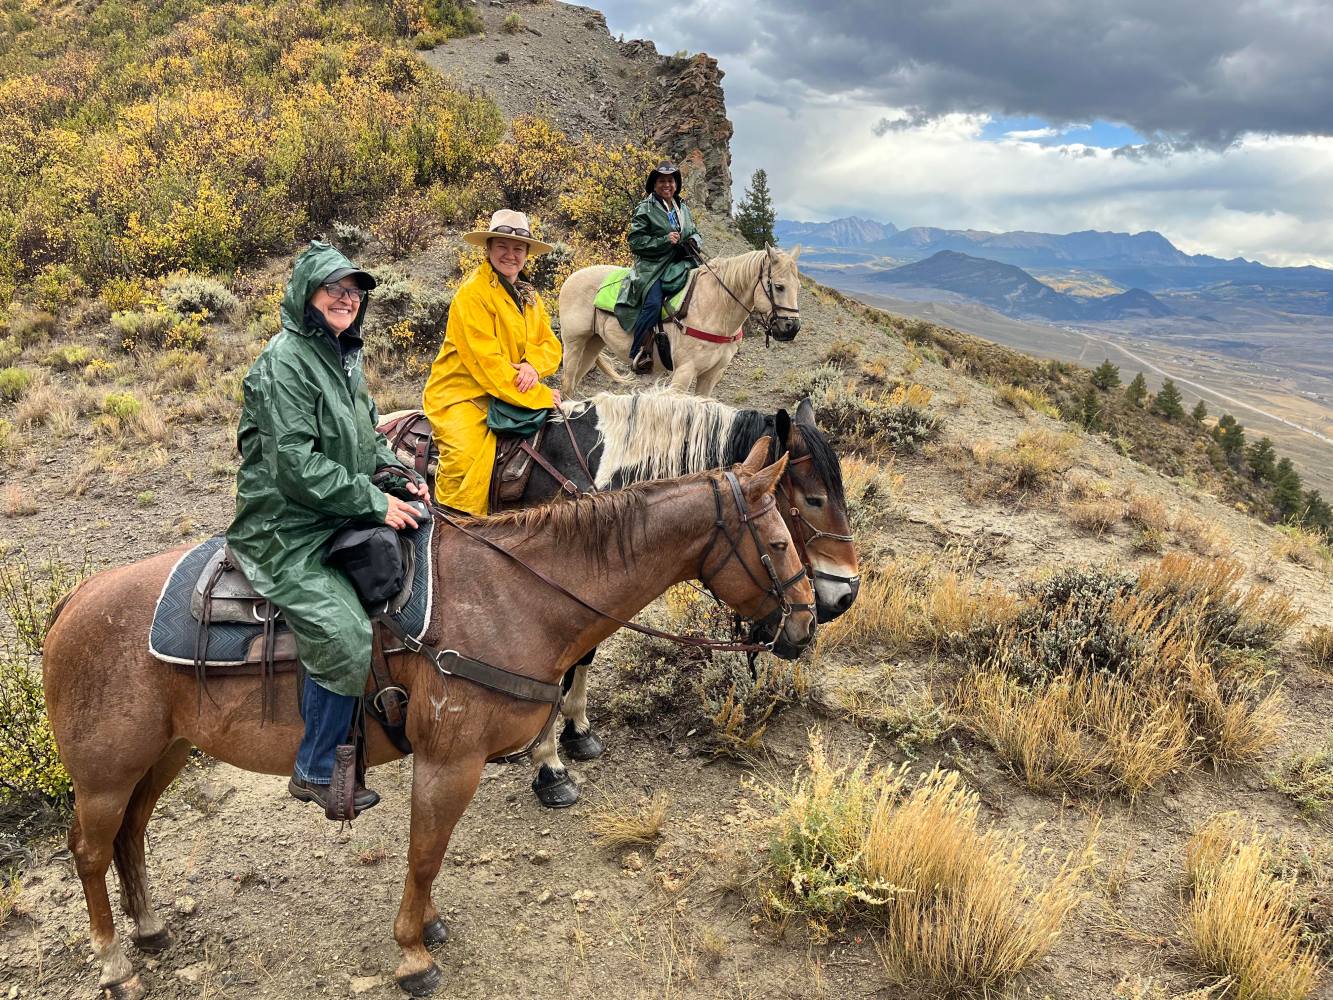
[490,225,532,238]
[320,283,368,302]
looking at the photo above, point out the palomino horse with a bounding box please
[488,388,860,807]
[42,442,813,999]
[558,245,802,397]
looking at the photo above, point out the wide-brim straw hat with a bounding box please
[462,209,554,255]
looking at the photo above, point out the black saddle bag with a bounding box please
[324,524,405,607]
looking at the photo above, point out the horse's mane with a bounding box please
[585,388,740,488]
[705,248,767,289]
[584,387,844,506]
[445,469,716,569]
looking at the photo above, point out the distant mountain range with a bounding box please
[872,250,1172,322]
[779,216,1333,316]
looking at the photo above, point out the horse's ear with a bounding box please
[738,435,771,475]
[795,397,816,428]
[789,243,802,262]
[743,453,789,504]
[775,409,792,451]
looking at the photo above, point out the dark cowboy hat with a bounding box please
[645,160,684,196]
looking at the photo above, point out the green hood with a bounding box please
[280,241,372,338]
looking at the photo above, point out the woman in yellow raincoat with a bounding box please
[423,209,563,514]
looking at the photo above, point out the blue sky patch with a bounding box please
[981,116,1144,147]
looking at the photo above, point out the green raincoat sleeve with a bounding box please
[615,197,702,331]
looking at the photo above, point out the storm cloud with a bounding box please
[605,0,1333,146]
[594,1,1333,265]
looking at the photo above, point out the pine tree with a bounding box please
[734,169,776,249]
[1079,382,1102,430]
[1091,360,1121,390]
[1152,379,1185,420]
[1213,414,1245,467]
[1191,399,1208,423]
[1302,490,1332,534]
[1245,437,1277,482]
[1124,372,1148,407]
[1273,459,1304,519]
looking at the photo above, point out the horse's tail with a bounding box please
[595,351,630,384]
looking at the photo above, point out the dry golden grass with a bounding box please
[815,560,1019,658]
[994,382,1061,419]
[1114,976,1228,999]
[1069,498,1124,535]
[953,556,1295,796]
[1066,470,1112,500]
[1124,492,1170,532]
[763,736,1093,994]
[1184,821,1321,1000]
[2,483,37,518]
[1271,524,1333,572]
[968,428,1080,501]
[12,381,59,430]
[588,791,669,849]
[1304,627,1333,672]
[1174,513,1232,557]
[839,454,902,534]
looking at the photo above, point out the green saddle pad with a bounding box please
[594,268,686,318]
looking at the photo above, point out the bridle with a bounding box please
[382,471,814,759]
[772,440,860,594]
[692,250,800,347]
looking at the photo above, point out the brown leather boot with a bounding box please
[288,776,380,815]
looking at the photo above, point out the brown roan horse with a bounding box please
[42,441,813,999]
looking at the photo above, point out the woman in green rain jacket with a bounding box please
[614,160,704,372]
[226,240,428,816]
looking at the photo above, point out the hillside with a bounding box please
[2,4,1333,1000]
[867,249,1171,321]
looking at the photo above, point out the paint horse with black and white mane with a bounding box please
[502,388,859,806]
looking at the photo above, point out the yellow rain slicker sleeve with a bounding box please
[422,264,563,515]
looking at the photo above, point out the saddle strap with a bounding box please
[375,613,562,762]
[366,621,413,756]
[561,414,595,486]
[685,326,743,344]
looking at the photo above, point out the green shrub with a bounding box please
[501,13,524,34]
[0,339,18,368]
[0,647,71,804]
[112,306,205,352]
[32,263,84,314]
[7,312,54,349]
[159,272,240,319]
[98,277,149,314]
[0,368,33,403]
[101,391,142,422]
[42,345,93,371]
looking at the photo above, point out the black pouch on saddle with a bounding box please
[324,524,406,607]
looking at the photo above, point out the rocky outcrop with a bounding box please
[647,53,734,214]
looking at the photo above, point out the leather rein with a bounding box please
[387,470,812,759]
[690,250,799,347]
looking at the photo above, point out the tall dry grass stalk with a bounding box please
[763,735,1094,993]
[1184,820,1321,1000]
[589,791,670,850]
[953,555,1297,796]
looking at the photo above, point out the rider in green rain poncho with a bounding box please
[226,240,428,816]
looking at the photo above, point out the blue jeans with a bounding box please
[294,679,358,784]
[630,279,664,357]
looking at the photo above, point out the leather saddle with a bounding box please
[378,410,583,515]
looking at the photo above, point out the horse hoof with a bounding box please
[132,927,171,953]
[398,963,442,997]
[103,974,146,1000]
[559,722,605,762]
[422,918,449,948]
[531,765,580,809]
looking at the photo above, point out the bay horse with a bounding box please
[557,245,802,397]
[42,442,812,999]
[382,389,861,806]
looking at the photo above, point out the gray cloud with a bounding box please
[601,0,1333,146]
[871,110,936,136]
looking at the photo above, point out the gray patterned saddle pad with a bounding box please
[148,524,433,667]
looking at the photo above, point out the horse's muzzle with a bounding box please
[814,574,860,623]
[751,608,815,660]
[769,316,800,342]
